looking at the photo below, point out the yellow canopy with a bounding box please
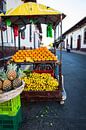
[0,2,66,26]
[5,2,61,16]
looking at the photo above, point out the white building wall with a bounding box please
[64,24,86,49]
[20,24,39,48]
[81,25,86,48]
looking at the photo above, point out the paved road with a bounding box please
[19,51,86,130]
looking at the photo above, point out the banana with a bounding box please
[22,73,59,91]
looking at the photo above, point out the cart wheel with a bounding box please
[60,100,64,105]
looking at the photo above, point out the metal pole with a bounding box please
[34,32,36,49]
[11,28,13,43]
[58,24,59,38]
[59,14,63,89]
[14,37,16,50]
[6,29,8,43]
[1,29,5,65]
[29,24,32,42]
[54,26,56,55]
[18,31,21,50]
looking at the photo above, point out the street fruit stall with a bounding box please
[0,2,66,106]
[10,47,66,104]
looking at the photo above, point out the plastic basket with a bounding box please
[0,95,21,116]
[0,108,22,130]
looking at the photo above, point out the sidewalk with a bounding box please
[62,49,86,55]
[71,50,86,55]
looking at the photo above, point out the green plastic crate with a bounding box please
[0,95,21,116]
[0,108,22,130]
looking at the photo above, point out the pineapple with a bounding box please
[13,78,22,88]
[12,68,24,88]
[0,69,12,91]
[7,63,17,81]
[3,79,12,91]
[0,69,4,90]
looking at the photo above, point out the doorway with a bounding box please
[70,36,73,49]
[66,39,68,49]
[77,35,81,50]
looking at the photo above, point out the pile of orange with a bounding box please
[12,47,57,62]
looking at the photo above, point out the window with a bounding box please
[84,28,86,44]
[0,0,6,14]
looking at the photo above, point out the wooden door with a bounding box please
[70,36,73,49]
[77,35,81,50]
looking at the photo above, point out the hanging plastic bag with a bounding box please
[6,19,11,27]
[13,25,19,38]
[46,23,52,37]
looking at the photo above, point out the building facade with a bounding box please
[63,17,86,51]
[0,0,40,49]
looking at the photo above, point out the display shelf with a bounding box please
[14,60,60,65]
[21,75,66,103]
[22,89,62,101]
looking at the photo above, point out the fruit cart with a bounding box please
[11,47,66,104]
[0,2,66,104]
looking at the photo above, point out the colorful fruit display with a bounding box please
[22,73,59,91]
[12,47,57,63]
[0,64,23,92]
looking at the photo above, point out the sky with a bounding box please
[37,0,86,33]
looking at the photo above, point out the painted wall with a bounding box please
[0,0,40,49]
[64,24,86,49]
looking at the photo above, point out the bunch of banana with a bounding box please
[22,73,59,91]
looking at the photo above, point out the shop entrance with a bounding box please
[77,35,81,50]
[70,36,73,49]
